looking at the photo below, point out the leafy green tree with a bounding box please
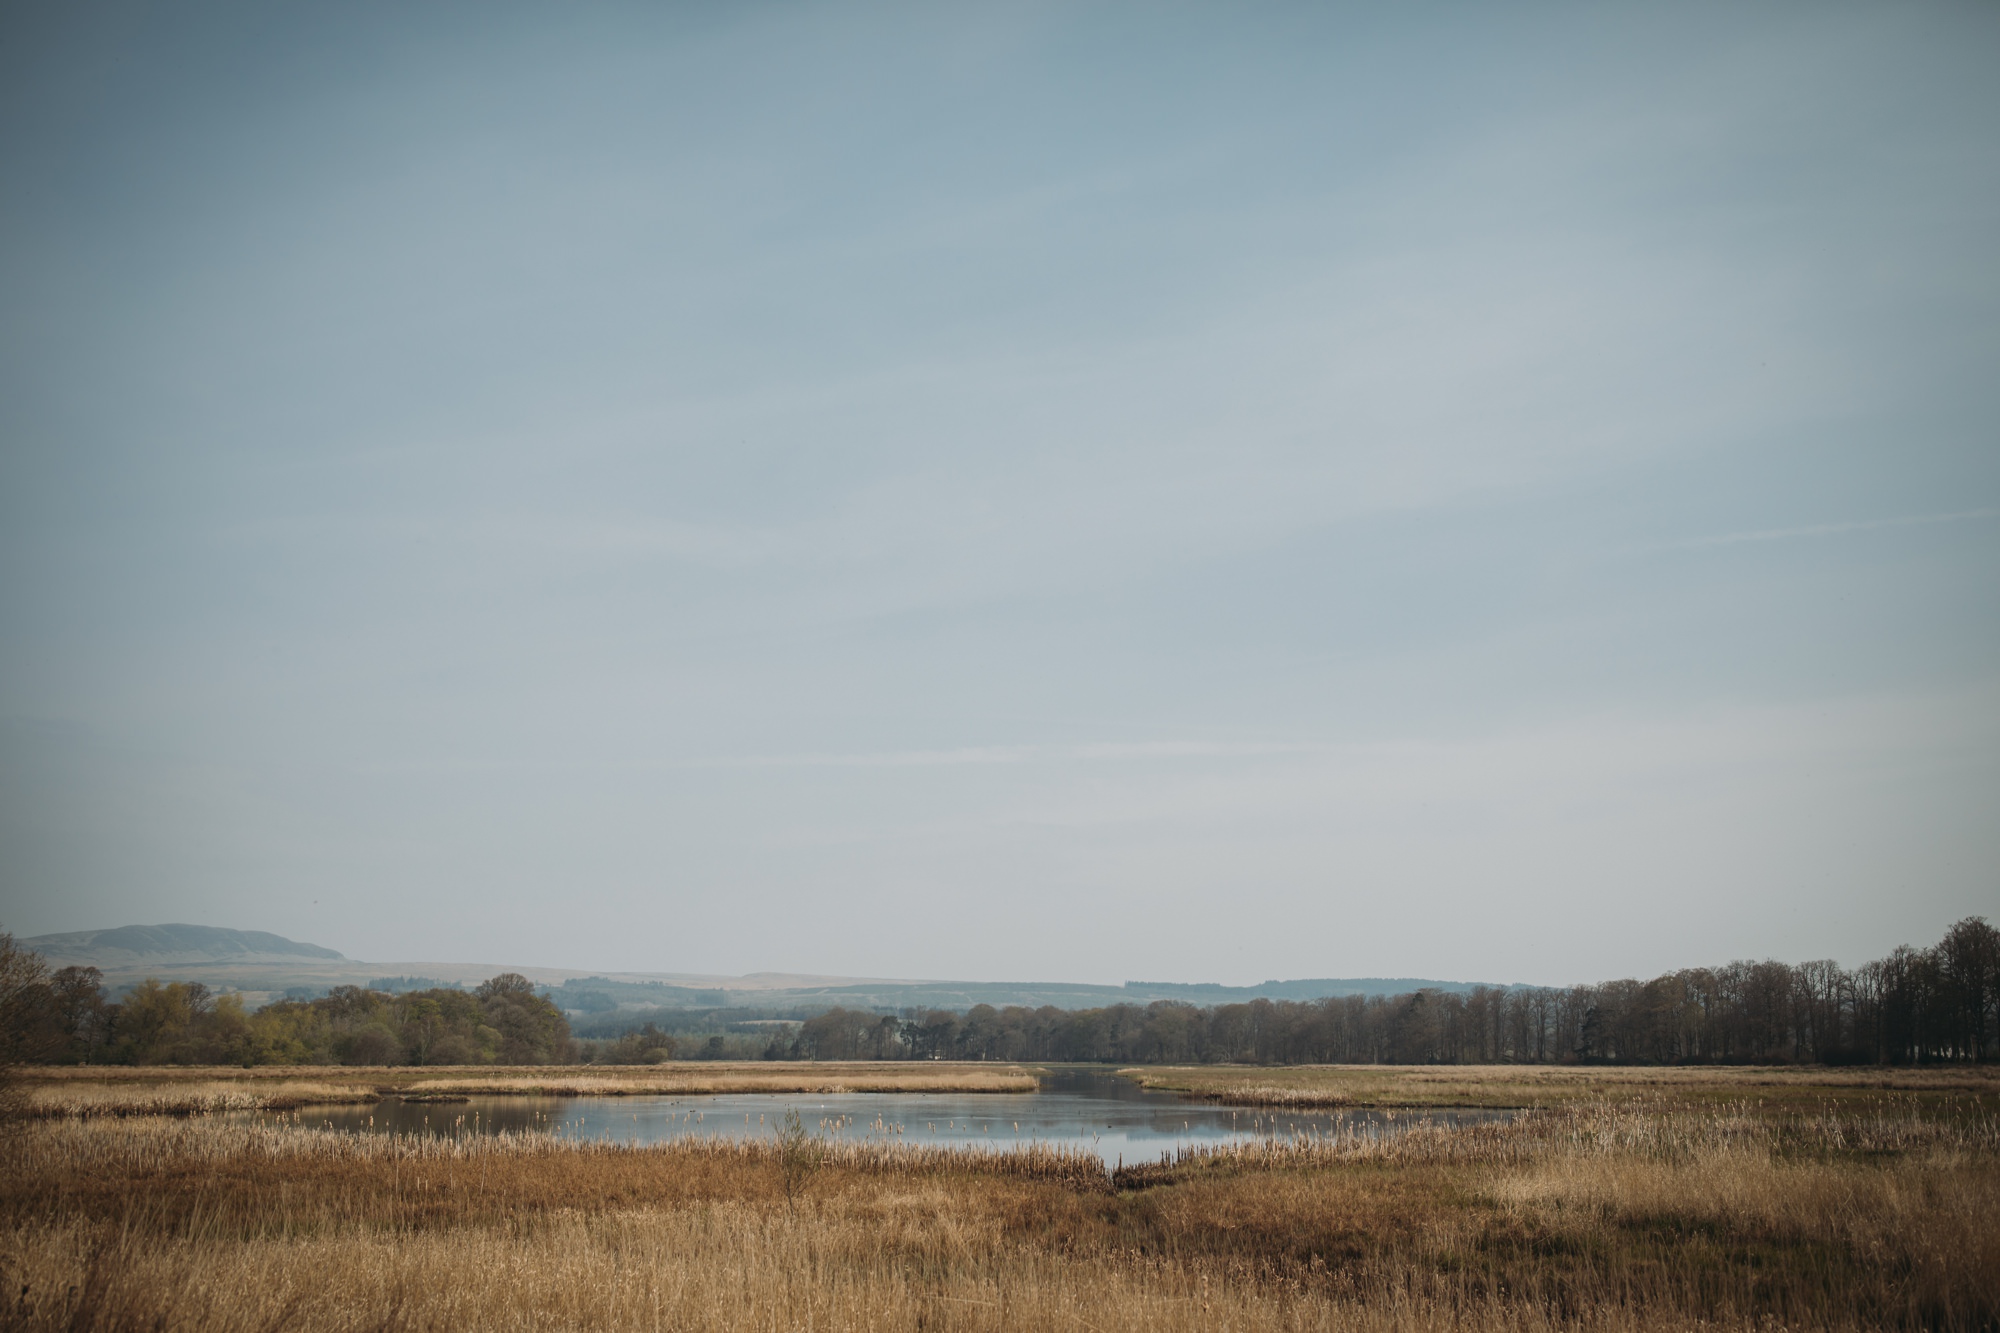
[477,974,571,1063]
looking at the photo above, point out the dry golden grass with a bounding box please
[394,1062,1040,1098]
[2,1083,1995,1331]
[1123,1061,2000,1110]
[14,1077,381,1119]
[13,1062,1038,1117]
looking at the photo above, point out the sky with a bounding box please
[1,1,1996,986]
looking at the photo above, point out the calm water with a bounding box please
[246,1069,1510,1166]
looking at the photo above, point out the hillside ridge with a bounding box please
[24,923,344,963]
[16,923,1520,1011]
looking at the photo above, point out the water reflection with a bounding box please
[249,1068,1511,1167]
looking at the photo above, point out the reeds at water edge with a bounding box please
[3,1087,1995,1331]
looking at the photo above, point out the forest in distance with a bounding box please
[2,918,1994,1070]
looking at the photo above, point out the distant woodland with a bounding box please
[1,918,1993,1068]
[0,967,573,1068]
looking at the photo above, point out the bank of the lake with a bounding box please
[242,1067,1514,1167]
[13,1060,1037,1118]
[1121,1062,2000,1111]
[5,1075,1994,1332]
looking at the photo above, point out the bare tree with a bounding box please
[0,931,54,1120]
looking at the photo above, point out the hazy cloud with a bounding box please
[1,1,1994,981]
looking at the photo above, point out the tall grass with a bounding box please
[393,1065,1039,1097]
[1123,1062,2000,1109]
[14,1062,1039,1115]
[2,1090,1993,1331]
[15,1078,381,1119]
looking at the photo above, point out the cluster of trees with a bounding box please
[3,917,1993,1069]
[0,947,571,1067]
[586,1022,678,1064]
[781,918,1998,1066]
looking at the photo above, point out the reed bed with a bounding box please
[1123,1062,2000,1109]
[394,1065,1040,1098]
[1117,1096,2000,1179]
[15,1078,381,1119]
[3,1208,1761,1333]
[11,1062,1038,1118]
[2,1088,1993,1331]
[23,1066,377,1084]
[3,1116,1115,1197]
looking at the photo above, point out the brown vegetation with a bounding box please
[1124,1061,2000,1110]
[12,1061,1039,1118]
[1,1073,1994,1331]
[390,1063,1039,1098]
[15,1077,381,1119]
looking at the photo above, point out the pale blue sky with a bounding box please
[2,1,1996,983]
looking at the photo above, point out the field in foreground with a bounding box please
[1123,1062,2000,1111]
[14,1062,1038,1117]
[2,1071,1996,1331]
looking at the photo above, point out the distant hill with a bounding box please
[1125,977,1529,1001]
[23,923,345,967]
[547,974,1529,1021]
[14,924,1526,1014]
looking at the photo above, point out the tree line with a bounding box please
[0,950,572,1067]
[787,917,1998,1066]
[2,916,1993,1068]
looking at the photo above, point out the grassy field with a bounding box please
[1121,1062,2000,1111]
[2,1066,1996,1330]
[14,1062,1039,1117]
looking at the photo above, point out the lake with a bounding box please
[248,1067,1512,1166]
